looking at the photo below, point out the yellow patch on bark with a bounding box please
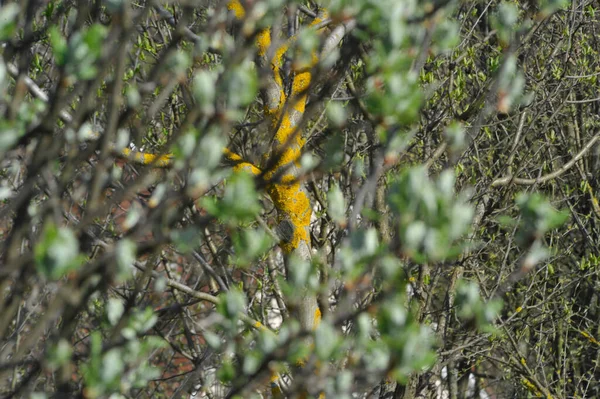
[224,149,261,175]
[233,162,261,175]
[267,178,311,253]
[292,71,311,100]
[314,307,321,327]
[256,28,271,57]
[261,38,315,254]
[227,0,245,19]
[121,148,172,167]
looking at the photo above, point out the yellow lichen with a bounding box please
[223,148,261,175]
[227,0,246,19]
[273,41,289,68]
[121,148,172,167]
[233,161,261,175]
[309,9,329,27]
[292,71,311,100]
[262,40,314,255]
[262,106,305,179]
[266,180,311,253]
[118,147,263,174]
[521,378,542,397]
[256,13,326,388]
[314,307,321,327]
[265,143,303,177]
[580,330,600,346]
[256,28,271,57]
[520,357,527,367]
[223,148,242,162]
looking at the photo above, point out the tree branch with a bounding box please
[491,132,600,187]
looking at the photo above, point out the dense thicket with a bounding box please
[0,0,598,398]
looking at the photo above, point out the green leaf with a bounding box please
[171,227,200,254]
[35,223,83,280]
[365,72,422,125]
[47,339,73,370]
[322,133,346,169]
[400,326,435,371]
[431,19,459,53]
[444,122,466,153]
[148,183,167,208]
[166,50,191,76]
[456,280,503,331]
[363,341,390,372]
[350,228,379,257]
[514,193,568,245]
[327,183,346,226]
[286,255,312,287]
[227,59,258,110]
[115,239,136,282]
[0,4,19,41]
[0,121,20,153]
[539,0,569,17]
[49,26,67,66]
[130,307,158,333]
[202,172,261,224]
[523,240,550,268]
[326,102,347,128]
[387,167,473,263]
[243,350,263,374]
[107,298,125,326]
[58,24,107,80]
[196,130,227,169]
[218,288,247,319]
[491,2,519,45]
[232,227,273,266]
[257,328,277,353]
[104,0,125,13]
[101,349,124,384]
[389,6,407,47]
[217,359,236,383]
[193,69,218,115]
[288,339,312,364]
[315,321,339,360]
[204,330,222,349]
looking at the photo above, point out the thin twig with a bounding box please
[492,132,600,187]
[6,63,73,123]
[134,261,273,333]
